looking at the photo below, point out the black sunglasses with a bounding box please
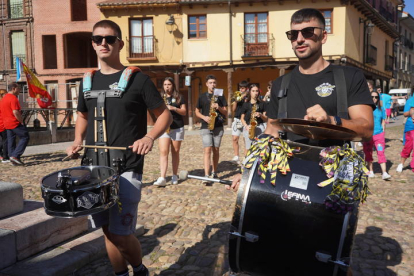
[285,27,324,41]
[91,35,120,45]
[372,96,379,99]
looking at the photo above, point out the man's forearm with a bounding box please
[74,112,88,144]
[341,117,373,141]
[13,110,23,124]
[147,108,172,140]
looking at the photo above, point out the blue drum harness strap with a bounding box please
[82,66,141,171]
[277,66,350,120]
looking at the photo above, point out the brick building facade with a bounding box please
[0,0,34,94]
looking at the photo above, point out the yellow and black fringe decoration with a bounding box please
[318,144,370,213]
[242,135,297,186]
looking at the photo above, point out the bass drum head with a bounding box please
[41,166,118,218]
[229,143,358,276]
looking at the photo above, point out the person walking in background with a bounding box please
[396,94,414,173]
[0,89,9,163]
[1,83,29,166]
[153,77,187,187]
[230,80,249,164]
[377,87,393,125]
[363,90,391,180]
[195,75,228,183]
[240,84,267,156]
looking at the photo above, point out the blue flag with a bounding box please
[16,57,21,81]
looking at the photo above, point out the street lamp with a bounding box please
[166,15,175,33]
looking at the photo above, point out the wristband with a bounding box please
[144,135,154,142]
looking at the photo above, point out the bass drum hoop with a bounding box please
[231,159,259,273]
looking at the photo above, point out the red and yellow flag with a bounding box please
[22,62,48,99]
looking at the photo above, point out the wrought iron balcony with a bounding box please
[241,33,274,57]
[385,55,393,71]
[126,36,157,59]
[9,3,24,19]
[366,45,377,66]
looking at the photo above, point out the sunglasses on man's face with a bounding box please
[91,35,120,45]
[285,27,324,41]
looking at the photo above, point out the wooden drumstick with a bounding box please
[101,107,108,152]
[83,145,128,151]
[94,107,98,152]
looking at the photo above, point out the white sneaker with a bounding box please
[153,177,167,187]
[396,163,403,173]
[382,172,391,180]
[367,171,375,178]
[171,175,179,185]
[231,156,239,163]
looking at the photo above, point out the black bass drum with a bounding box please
[229,141,358,276]
[41,166,119,218]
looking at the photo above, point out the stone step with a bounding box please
[1,223,145,276]
[0,201,88,270]
[0,182,24,219]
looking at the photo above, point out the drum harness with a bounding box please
[81,66,141,174]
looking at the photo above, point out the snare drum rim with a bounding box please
[40,165,117,192]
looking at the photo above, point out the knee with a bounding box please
[108,233,132,252]
[232,136,239,143]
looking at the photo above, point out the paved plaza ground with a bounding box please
[0,118,413,276]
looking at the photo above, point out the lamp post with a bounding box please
[166,15,175,33]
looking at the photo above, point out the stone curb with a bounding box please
[1,224,145,276]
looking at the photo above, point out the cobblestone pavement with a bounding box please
[1,123,413,276]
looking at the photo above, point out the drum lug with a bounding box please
[315,252,349,268]
[229,231,259,243]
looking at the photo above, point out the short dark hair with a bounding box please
[291,8,325,29]
[239,80,249,88]
[8,82,18,91]
[93,20,122,39]
[206,75,216,82]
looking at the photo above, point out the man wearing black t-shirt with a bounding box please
[228,8,374,190]
[66,20,172,276]
[195,75,228,183]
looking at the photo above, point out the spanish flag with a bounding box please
[17,58,53,108]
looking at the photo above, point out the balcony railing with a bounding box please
[12,54,26,69]
[366,45,377,65]
[241,33,274,57]
[9,2,24,19]
[385,55,393,71]
[126,36,157,59]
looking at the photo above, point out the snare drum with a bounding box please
[229,141,358,276]
[41,166,119,218]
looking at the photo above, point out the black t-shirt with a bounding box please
[241,102,267,125]
[234,98,247,119]
[166,95,186,129]
[196,92,228,129]
[266,64,375,146]
[77,68,163,173]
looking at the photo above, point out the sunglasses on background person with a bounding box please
[285,27,324,41]
[91,35,120,45]
[372,96,379,99]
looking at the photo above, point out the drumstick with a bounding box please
[83,145,128,150]
[101,107,108,152]
[179,170,232,185]
[94,107,98,152]
[62,153,76,162]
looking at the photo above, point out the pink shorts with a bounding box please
[386,108,392,116]
[363,132,387,164]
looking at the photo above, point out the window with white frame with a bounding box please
[130,18,154,58]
